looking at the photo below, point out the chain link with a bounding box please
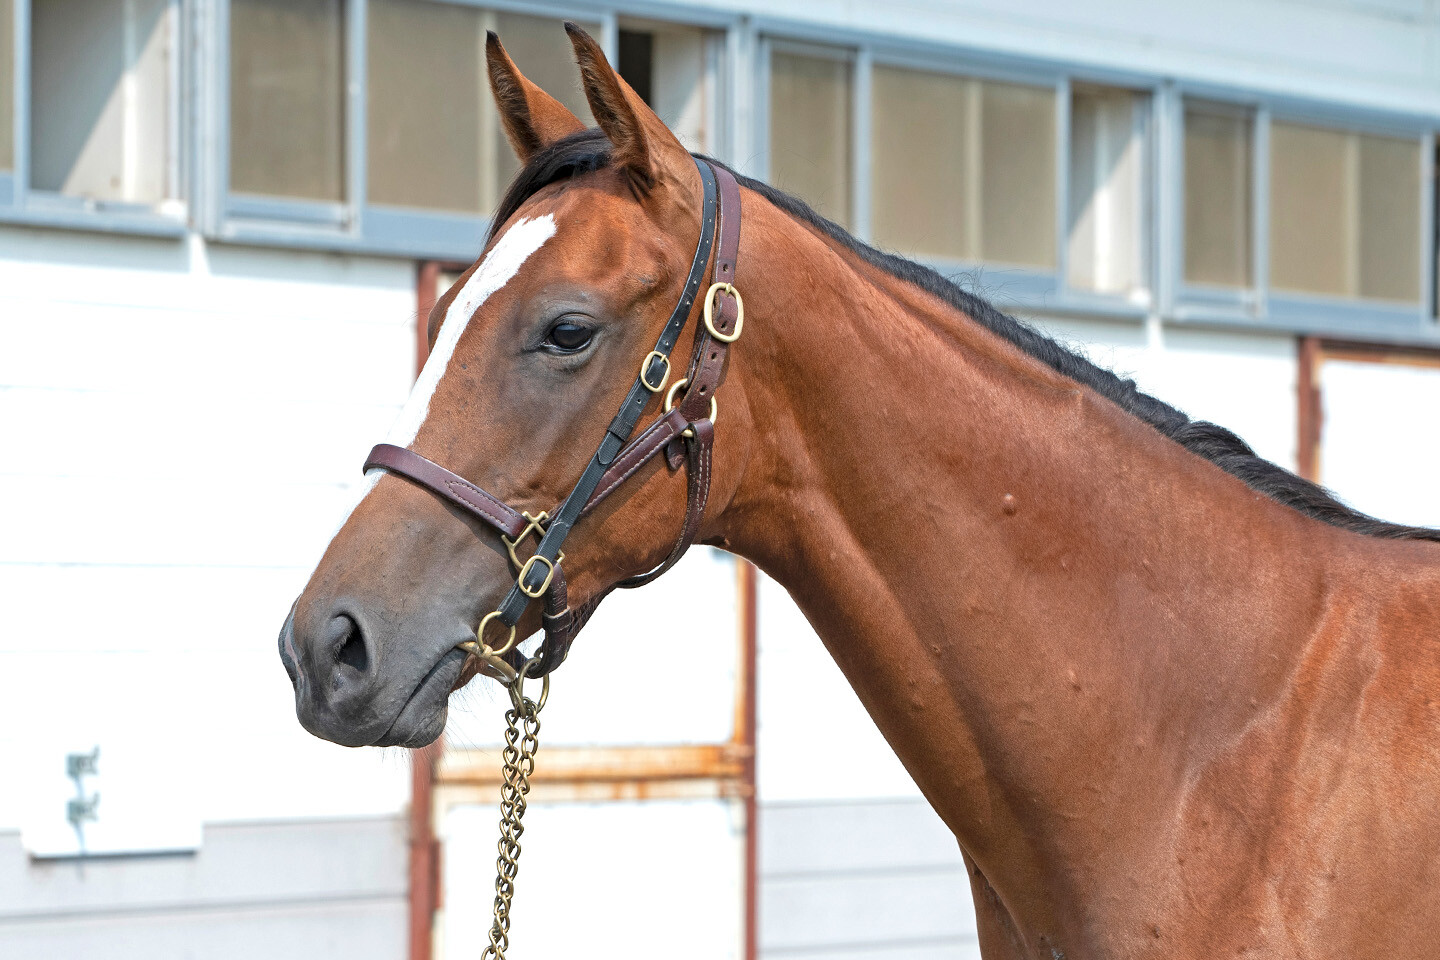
[480,688,543,960]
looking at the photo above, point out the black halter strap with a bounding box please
[494,157,720,624]
[366,156,738,677]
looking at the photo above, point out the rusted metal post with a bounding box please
[1297,336,1322,482]
[409,261,445,960]
[737,559,760,960]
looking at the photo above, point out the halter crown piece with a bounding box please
[363,157,745,681]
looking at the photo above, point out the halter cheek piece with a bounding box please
[363,158,744,680]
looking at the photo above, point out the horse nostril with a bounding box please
[328,613,371,676]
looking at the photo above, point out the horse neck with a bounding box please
[717,202,1338,923]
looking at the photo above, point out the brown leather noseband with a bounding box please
[363,158,743,679]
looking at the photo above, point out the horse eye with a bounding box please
[544,321,593,353]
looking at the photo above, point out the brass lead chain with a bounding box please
[480,671,545,960]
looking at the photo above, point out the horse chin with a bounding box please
[372,647,469,748]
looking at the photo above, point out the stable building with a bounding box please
[1,2,1438,959]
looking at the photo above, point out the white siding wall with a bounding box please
[709,0,1440,116]
[0,225,415,955]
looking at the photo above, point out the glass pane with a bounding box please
[0,0,12,171]
[980,79,1056,268]
[1356,133,1420,302]
[1068,85,1145,293]
[871,65,973,261]
[1183,106,1253,288]
[30,0,171,202]
[230,0,345,202]
[770,52,851,228]
[1270,121,1350,298]
[619,24,713,154]
[872,65,1055,268]
[367,0,482,212]
[1271,121,1421,303]
[367,8,595,215]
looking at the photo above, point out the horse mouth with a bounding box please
[374,647,470,747]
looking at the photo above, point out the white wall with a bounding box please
[706,0,1440,117]
[0,226,416,855]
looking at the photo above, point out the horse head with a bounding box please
[279,25,751,747]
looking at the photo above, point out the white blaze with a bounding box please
[324,214,558,548]
[390,213,558,446]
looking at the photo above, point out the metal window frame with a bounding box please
[208,0,740,262]
[0,0,188,237]
[764,26,1160,318]
[1172,84,1440,342]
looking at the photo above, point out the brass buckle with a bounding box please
[502,510,564,572]
[703,282,744,343]
[639,350,671,393]
[518,554,557,598]
[664,378,718,440]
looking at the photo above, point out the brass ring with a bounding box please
[703,282,744,343]
[517,554,557,598]
[639,351,670,393]
[664,378,719,439]
[474,609,518,658]
[509,656,551,715]
[663,378,719,425]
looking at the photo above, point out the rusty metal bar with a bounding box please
[1297,335,1321,482]
[737,559,759,960]
[438,742,751,787]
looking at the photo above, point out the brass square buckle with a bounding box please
[703,282,744,342]
[518,554,557,598]
[640,350,671,393]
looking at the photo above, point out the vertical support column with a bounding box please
[408,741,441,960]
[409,260,444,960]
[1297,335,1322,482]
[417,260,441,372]
[736,559,759,960]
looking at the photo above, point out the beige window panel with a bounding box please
[870,63,1056,269]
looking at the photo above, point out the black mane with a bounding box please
[491,129,1440,544]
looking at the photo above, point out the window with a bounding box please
[1067,85,1147,296]
[617,22,718,154]
[0,0,12,173]
[366,6,599,216]
[1269,121,1421,303]
[222,6,725,257]
[30,0,175,205]
[230,0,346,204]
[769,51,851,228]
[1183,104,1254,289]
[870,64,1055,269]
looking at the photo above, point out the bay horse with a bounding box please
[279,23,1440,959]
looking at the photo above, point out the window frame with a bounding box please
[1170,82,1437,341]
[207,0,738,261]
[0,0,1436,347]
[0,0,189,237]
[760,28,1162,319]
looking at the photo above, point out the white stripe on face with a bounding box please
[389,213,558,446]
[323,214,558,551]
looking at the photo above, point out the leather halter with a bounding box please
[364,157,744,678]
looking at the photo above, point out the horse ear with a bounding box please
[564,22,691,191]
[486,31,585,163]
